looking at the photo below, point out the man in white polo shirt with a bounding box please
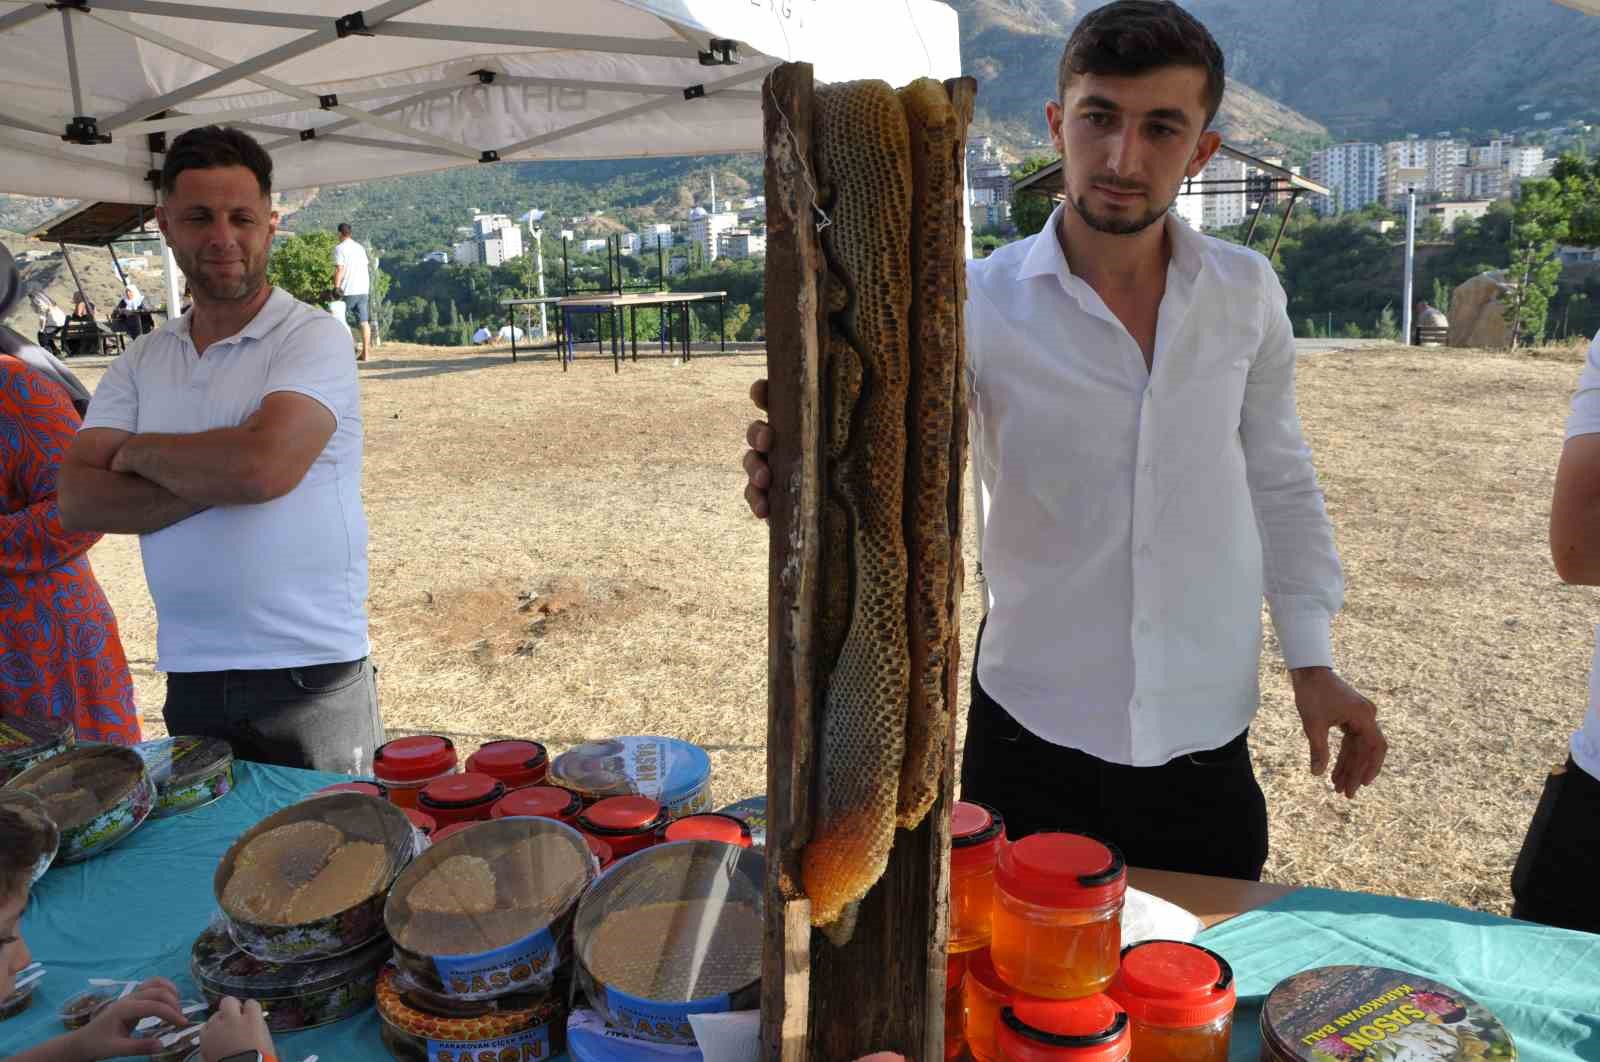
[59,125,378,774]
[333,222,371,362]
[1512,331,1600,934]
[741,1,1387,879]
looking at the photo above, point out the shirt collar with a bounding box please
[1014,202,1209,288]
[175,286,293,346]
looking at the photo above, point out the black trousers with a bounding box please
[163,658,384,775]
[1511,756,1600,934]
[960,639,1270,881]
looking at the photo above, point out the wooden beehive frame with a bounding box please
[760,61,977,1062]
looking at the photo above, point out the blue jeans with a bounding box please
[163,658,383,775]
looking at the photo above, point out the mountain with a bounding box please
[957,0,1600,141]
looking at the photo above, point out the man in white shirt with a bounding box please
[333,222,371,362]
[59,125,379,774]
[741,0,1386,879]
[1512,332,1600,933]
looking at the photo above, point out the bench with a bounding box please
[59,317,125,357]
[1414,325,1449,347]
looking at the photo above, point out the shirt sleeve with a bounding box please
[1,362,101,574]
[262,310,358,426]
[1240,261,1345,670]
[1566,333,1600,439]
[79,345,140,433]
[333,242,348,270]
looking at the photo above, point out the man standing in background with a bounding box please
[333,222,371,362]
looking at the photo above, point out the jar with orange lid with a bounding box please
[577,795,668,859]
[998,996,1130,1062]
[492,784,583,826]
[991,833,1125,999]
[660,812,754,848]
[465,739,550,790]
[946,952,968,1061]
[964,947,1024,1062]
[417,771,505,827]
[372,735,458,809]
[1107,941,1234,1062]
[951,800,1006,953]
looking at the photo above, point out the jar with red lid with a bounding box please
[991,833,1125,1000]
[465,740,550,790]
[430,820,484,846]
[946,952,968,1061]
[577,795,668,859]
[403,808,437,839]
[491,784,583,826]
[998,996,1130,1062]
[964,947,1022,1062]
[951,801,1007,953]
[418,772,505,827]
[311,780,388,801]
[1107,941,1234,1062]
[660,813,753,848]
[585,834,615,871]
[373,736,459,809]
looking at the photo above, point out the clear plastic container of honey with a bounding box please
[951,801,1007,953]
[990,833,1126,1000]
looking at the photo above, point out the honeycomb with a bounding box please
[798,77,969,942]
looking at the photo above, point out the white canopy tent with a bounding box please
[0,0,958,318]
[0,0,960,201]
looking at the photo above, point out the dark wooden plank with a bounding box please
[761,61,821,1062]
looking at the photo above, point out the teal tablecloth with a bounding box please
[1198,887,1600,1060]
[0,761,395,1061]
[4,762,1598,1060]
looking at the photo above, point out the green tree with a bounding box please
[1010,156,1056,239]
[1551,154,1600,248]
[267,231,338,304]
[1503,177,1568,350]
[1374,302,1398,341]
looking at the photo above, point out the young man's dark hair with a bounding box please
[338,223,353,237]
[160,125,273,198]
[1058,0,1226,126]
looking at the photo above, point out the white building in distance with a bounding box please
[688,206,739,261]
[1308,143,1383,215]
[720,230,767,259]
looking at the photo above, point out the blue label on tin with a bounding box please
[431,924,559,999]
[426,1025,553,1061]
[604,987,732,1045]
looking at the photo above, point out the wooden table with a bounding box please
[1127,867,1297,928]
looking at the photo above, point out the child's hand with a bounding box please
[69,981,189,1059]
[200,996,276,1062]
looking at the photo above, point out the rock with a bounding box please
[1449,271,1517,349]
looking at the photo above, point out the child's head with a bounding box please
[0,805,54,996]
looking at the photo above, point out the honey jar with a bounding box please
[951,800,1006,953]
[990,833,1125,1000]
[1108,941,1235,1062]
[997,996,1131,1061]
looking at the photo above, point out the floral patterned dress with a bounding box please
[0,355,138,744]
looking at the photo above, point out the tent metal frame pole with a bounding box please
[84,0,325,30]
[232,121,303,139]
[122,73,482,136]
[97,0,436,133]
[89,7,481,160]
[497,75,760,101]
[59,242,90,311]
[313,133,470,159]
[264,81,469,151]
[367,22,703,61]
[1269,189,1303,260]
[61,7,86,118]
[496,63,773,157]
[0,110,61,138]
[0,4,51,34]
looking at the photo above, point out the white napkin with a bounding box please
[1121,885,1204,945]
[687,1011,761,1062]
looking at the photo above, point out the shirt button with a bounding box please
[1138,544,1153,558]
[1137,619,1152,633]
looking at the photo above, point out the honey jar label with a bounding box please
[426,1024,554,1061]
[604,986,731,1045]
[431,925,560,999]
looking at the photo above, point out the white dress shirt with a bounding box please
[1561,332,1600,781]
[967,204,1343,766]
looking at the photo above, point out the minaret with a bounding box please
[710,169,717,213]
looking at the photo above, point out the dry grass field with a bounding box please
[73,337,1596,916]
